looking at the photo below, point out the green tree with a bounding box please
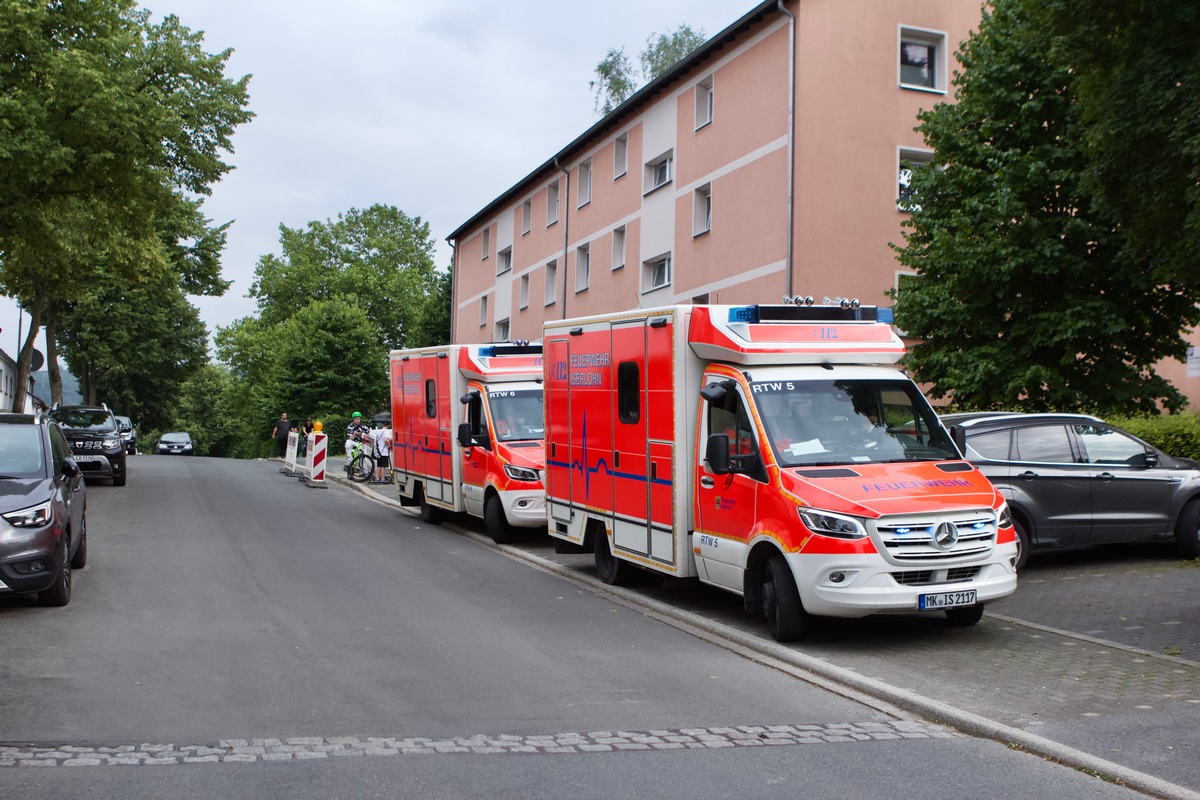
[891,0,1200,415]
[590,24,706,115]
[174,364,249,458]
[0,0,251,410]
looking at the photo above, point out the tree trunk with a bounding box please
[45,310,62,407]
[12,303,42,413]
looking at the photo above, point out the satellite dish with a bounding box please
[30,349,44,372]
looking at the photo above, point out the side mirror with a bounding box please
[62,458,81,479]
[1145,450,1159,468]
[706,433,731,474]
[457,423,474,448]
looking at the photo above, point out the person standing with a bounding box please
[271,412,292,458]
[373,421,393,483]
[299,417,314,457]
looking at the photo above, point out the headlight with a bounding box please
[997,501,1012,529]
[2,501,52,528]
[504,464,540,482]
[798,507,868,540]
[102,437,121,449]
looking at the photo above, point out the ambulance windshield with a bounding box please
[751,379,957,467]
[487,389,545,442]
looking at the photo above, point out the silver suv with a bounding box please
[943,412,1200,570]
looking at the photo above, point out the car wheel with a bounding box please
[69,514,88,569]
[112,458,127,487]
[1175,498,1200,559]
[1013,517,1031,572]
[39,540,72,607]
[594,530,625,586]
[416,486,442,524]
[945,604,985,626]
[762,554,806,642]
[485,494,517,545]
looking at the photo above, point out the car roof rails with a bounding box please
[100,402,110,412]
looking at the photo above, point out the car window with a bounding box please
[1074,425,1147,465]
[51,408,116,432]
[967,430,1011,460]
[1014,425,1075,463]
[49,424,69,475]
[0,425,46,476]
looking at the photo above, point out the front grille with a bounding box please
[891,566,983,586]
[873,510,997,563]
[72,440,104,451]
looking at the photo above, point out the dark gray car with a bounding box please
[942,412,1200,569]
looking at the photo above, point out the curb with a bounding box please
[324,471,1199,800]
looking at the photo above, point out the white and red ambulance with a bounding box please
[389,343,546,543]
[542,303,1018,641]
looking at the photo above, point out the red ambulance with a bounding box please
[542,303,1018,641]
[390,343,546,544]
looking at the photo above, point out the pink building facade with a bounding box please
[449,0,1200,408]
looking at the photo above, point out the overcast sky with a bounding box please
[1,0,751,364]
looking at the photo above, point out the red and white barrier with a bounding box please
[281,431,300,475]
[303,433,328,488]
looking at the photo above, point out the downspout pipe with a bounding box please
[445,237,457,344]
[553,157,571,319]
[777,0,796,296]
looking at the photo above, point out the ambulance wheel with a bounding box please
[594,532,625,585]
[416,486,442,524]
[485,495,518,545]
[945,604,985,626]
[762,554,805,642]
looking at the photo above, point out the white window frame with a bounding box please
[642,253,672,294]
[614,134,628,179]
[521,200,531,235]
[575,243,590,293]
[695,75,714,130]
[898,26,947,93]
[481,228,490,260]
[495,318,510,343]
[693,184,712,236]
[496,246,512,275]
[544,260,557,306]
[547,181,559,226]
[611,226,626,270]
[644,150,673,195]
[519,274,529,309]
[577,159,592,207]
[897,147,935,211]
[479,295,488,327]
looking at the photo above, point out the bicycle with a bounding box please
[344,437,375,483]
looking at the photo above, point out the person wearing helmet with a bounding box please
[345,411,372,458]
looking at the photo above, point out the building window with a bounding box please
[547,181,559,226]
[521,200,531,235]
[899,26,946,92]
[479,295,488,327]
[644,151,673,194]
[575,243,590,293]
[898,148,934,210]
[695,75,714,129]
[481,228,490,260]
[643,253,671,293]
[614,134,628,179]
[693,184,712,236]
[495,318,510,343]
[577,159,592,207]
[612,226,626,270]
[497,246,512,275]
[544,260,557,306]
[519,274,529,309]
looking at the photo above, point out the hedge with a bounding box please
[1106,414,1200,461]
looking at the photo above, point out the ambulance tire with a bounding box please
[594,531,625,586]
[762,554,805,642]
[485,495,518,544]
[416,486,442,524]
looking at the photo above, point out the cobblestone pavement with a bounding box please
[0,721,956,767]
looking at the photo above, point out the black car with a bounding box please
[156,432,194,455]
[943,412,1200,569]
[115,415,137,455]
[48,404,128,486]
[0,413,87,606]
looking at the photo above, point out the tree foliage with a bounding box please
[891,0,1200,415]
[0,0,251,410]
[590,24,706,115]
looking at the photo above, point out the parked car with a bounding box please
[48,404,127,486]
[942,412,1200,570]
[115,415,137,454]
[156,432,194,455]
[0,413,87,606]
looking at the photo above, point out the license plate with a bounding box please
[919,590,977,610]
[74,455,100,463]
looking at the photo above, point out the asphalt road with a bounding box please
[0,456,1191,799]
